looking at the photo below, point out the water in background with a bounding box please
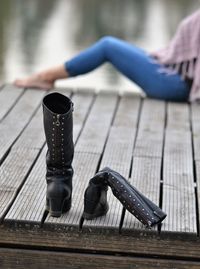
[0,0,199,93]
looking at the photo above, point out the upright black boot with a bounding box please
[43,92,74,217]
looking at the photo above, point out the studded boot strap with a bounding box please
[101,167,167,228]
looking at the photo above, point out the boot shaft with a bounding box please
[43,92,74,169]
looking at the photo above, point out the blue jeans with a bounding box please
[65,36,190,102]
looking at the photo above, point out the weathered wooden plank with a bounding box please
[0,224,200,259]
[12,106,45,150]
[134,130,164,158]
[0,247,200,269]
[194,161,200,233]
[112,94,140,128]
[0,106,46,220]
[4,148,46,222]
[191,103,200,161]
[72,91,94,142]
[191,103,200,134]
[0,147,40,221]
[122,157,162,233]
[75,92,118,154]
[0,89,45,162]
[83,96,140,230]
[162,112,197,236]
[0,85,24,122]
[167,102,190,131]
[133,98,165,158]
[0,87,51,221]
[162,181,196,235]
[138,98,165,132]
[121,99,165,232]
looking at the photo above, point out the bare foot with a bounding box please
[14,74,54,90]
[14,65,69,90]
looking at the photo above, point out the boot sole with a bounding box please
[46,196,72,218]
[82,204,109,220]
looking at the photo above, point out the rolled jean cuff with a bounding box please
[64,61,77,77]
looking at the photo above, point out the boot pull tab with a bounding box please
[56,114,60,126]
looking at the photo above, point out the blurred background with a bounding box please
[0,0,199,93]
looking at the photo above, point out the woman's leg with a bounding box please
[14,36,190,102]
[65,36,190,102]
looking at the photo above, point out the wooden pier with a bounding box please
[0,84,200,268]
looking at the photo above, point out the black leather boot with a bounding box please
[82,167,167,228]
[43,92,74,217]
[82,178,109,220]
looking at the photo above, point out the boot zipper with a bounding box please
[56,114,60,126]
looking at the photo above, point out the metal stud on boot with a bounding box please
[42,92,74,218]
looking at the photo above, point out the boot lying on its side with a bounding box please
[82,167,167,228]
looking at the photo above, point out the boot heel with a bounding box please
[46,196,72,217]
[48,197,63,217]
[62,196,72,213]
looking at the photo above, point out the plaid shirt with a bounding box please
[150,9,200,102]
